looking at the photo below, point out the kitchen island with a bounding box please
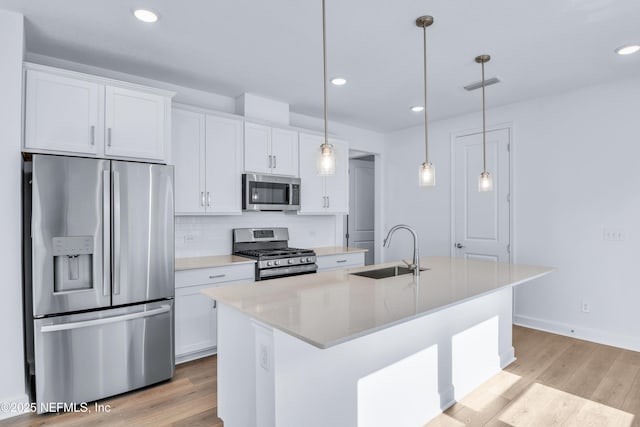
[202,256,553,427]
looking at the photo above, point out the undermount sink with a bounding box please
[350,265,429,279]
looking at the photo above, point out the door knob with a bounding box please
[455,243,465,249]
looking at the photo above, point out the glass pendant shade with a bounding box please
[419,162,436,187]
[478,171,493,192]
[317,143,336,175]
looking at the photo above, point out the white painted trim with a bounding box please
[449,123,515,261]
[175,347,216,365]
[0,394,30,420]
[514,315,640,352]
[500,347,516,368]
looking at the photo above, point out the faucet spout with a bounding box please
[383,224,420,276]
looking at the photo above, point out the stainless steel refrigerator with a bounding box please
[23,154,175,412]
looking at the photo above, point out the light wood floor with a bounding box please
[3,326,640,426]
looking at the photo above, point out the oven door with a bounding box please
[243,173,300,211]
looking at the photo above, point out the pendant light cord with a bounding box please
[322,0,328,147]
[422,23,429,164]
[481,60,486,173]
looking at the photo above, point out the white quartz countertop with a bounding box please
[201,256,554,348]
[175,255,255,271]
[311,246,368,256]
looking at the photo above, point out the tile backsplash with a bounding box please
[175,212,339,258]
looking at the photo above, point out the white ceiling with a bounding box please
[1,0,639,131]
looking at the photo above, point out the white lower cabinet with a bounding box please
[316,252,365,272]
[174,263,254,363]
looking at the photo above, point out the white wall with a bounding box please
[0,10,28,419]
[384,75,640,351]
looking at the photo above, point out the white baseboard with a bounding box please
[439,386,455,411]
[514,315,640,352]
[500,346,516,368]
[175,347,217,365]
[0,393,30,421]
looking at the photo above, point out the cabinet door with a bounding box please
[298,133,327,213]
[172,110,206,214]
[175,284,217,358]
[244,122,271,174]
[205,115,243,214]
[105,85,167,161]
[270,128,299,176]
[25,70,101,155]
[323,139,349,214]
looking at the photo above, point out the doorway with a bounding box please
[345,155,375,265]
[452,127,511,262]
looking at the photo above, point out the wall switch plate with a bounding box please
[603,228,624,241]
[581,301,590,313]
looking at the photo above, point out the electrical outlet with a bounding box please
[183,234,196,243]
[581,301,590,313]
[603,228,624,241]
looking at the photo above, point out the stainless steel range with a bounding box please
[233,228,317,281]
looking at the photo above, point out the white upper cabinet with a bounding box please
[172,107,243,215]
[23,64,173,163]
[244,122,271,174]
[172,109,206,213]
[104,86,167,161]
[205,115,243,214]
[244,122,298,176]
[270,127,299,176]
[25,69,101,155]
[298,133,348,215]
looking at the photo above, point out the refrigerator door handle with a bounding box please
[103,170,111,297]
[40,305,171,333]
[113,170,121,296]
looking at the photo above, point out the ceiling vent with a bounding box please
[464,77,501,91]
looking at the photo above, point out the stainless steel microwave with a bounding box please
[242,173,301,211]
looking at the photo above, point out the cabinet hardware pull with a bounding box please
[107,128,112,147]
[90,125,95,145]
[201,192,205,207]
[327,196,330,209]
[268,155,272,169]
[273,155,277,168]
[213,300,217,309]
[207,192,212,207]
[337,259,347,263]
[209,274,226,279]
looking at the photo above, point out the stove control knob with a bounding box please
[299,258,305,263]
[267,261,273,266]
[288,259,294,264]
[275,260,280,266]
[306,257,313,262]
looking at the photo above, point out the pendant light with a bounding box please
[317,0,336,176]
[476,54,493,192]
[417,16,435,187]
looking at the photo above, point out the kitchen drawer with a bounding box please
[316,252,365,272]
[175,263,254,288]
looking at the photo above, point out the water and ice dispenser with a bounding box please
[52,236,94,292]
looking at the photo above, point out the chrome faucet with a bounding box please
[383,224,421,276]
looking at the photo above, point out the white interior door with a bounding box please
[347,157,375,265]
[453,128,510,262]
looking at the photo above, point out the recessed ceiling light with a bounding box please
[331,77,347,86]
[133,9,159,23]
[615,44,640,55]
[410,106,424,112]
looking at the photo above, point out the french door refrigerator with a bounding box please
[23,154,175,412]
